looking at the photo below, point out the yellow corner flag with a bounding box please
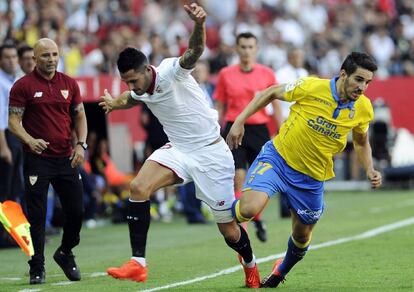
[0,201,34,256]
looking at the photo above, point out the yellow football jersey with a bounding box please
[273,77,374,181]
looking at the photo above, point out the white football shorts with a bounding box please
[148,138,235,223]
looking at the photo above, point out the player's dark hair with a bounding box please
[0,43,17,59]
[117,47,148,74]
[236,32,257,45]
[341,52,377,75]
[17,45,34,59]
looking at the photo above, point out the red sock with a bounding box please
[253,212,262,221]
[235,191,242,199]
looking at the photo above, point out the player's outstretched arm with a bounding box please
[226,84,285,149]
[179,3,206,69]
[99,89,140,114]
[352,130,382,189]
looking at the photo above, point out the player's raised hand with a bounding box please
[367,169,382,189]
[99,89,114,114]
[226,123,245,150]
[184,3,206,24]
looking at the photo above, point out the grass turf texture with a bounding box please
[0,190,413,291]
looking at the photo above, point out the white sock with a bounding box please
[131,257,146,267]
[129,198,148,203]
[244,255,256,268]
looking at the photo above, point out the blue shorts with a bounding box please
[243,141,325,224]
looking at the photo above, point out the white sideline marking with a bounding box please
[90,272,107,277]
[140,217,414,292]
[51,281,74,286]
[2,277,21,281]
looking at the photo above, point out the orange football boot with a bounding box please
[107,259,147,282]
[238,255,261,288]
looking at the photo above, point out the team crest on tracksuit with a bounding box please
[349,108,355,119]
[61,90,69,99]
[29,175,38,185]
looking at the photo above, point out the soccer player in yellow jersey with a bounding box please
[226,52,382,288]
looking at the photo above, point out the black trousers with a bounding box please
[23,152,84,269]
[222,123,270,169]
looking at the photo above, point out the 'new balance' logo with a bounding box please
[34,91,43,98]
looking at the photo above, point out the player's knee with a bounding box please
[130,179,152,200]
[232,199,255,223]
[218,222,240,242]
[292,233,312,247]
[223,231,239,243]
[239,203,258,219]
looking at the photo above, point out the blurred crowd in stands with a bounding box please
[0,0,414,79]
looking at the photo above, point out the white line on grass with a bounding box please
[140,216,414,292]
[51,281,75,286]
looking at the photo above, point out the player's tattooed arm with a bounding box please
[8,106,40,148]
[180,24,204,69]
[8,106,25,120]
[179,3,207,69]
[71,103,85,116]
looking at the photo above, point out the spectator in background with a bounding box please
[0,43,24,248]
[8,38,87,285]
[91,138,132,190]
[214,32,282,242]
[65,0,101,34]
[17,45,35,75]
[78,38,117,76]
[0,43,24,203]
[276,47,309,121]
[209,40,235,74]
[148,32,171,66]
[366,25,395,78]
[193,60,214,107]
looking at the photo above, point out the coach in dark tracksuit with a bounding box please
[8,38,87,285]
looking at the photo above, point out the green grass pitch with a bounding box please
[0,190,413,291]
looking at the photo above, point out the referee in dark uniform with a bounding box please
[8,38,87,285]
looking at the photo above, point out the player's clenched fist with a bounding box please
[183,3,206,24]
[99,89,114,114]
[367,169,382,189]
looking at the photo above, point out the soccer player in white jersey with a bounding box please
[98,3,260,288]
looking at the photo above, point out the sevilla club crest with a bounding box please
[61,90,69,99]
[29,175,38,186]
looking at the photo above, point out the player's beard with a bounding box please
[344,77,362,102]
